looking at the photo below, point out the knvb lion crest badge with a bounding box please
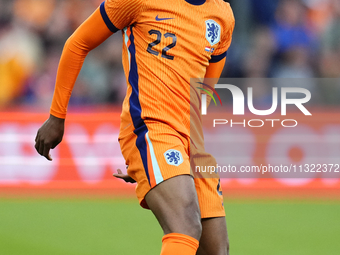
[164,149,183,166]
[205,20,221,46]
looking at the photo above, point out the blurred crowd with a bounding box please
[0,0,340,109]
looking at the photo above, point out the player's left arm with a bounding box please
[202,5,235,105]
[205,57,226,80]
[202,58,226,107]
[113,168,136,183]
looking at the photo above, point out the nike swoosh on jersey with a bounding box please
[155,15,174,21]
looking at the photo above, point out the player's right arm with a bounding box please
[50,7,115,120]
[35,0,144,160]
[35,6,114,160]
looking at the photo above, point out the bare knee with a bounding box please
[169,195,202,239]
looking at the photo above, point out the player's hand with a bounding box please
[35,114,65,161]
[113,169,136,183]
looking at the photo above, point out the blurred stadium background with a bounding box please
[1,0,340,254]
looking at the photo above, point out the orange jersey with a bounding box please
[49,0,234,216]
[101,0,235,136]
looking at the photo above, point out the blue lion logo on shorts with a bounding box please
[205,20,221,46]
[164,149,183,166]
[166,151,180,165]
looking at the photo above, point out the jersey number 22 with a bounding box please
[147,30,177,60]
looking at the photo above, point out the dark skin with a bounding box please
[113,168,136,183]
[35,114,65,161]
[144,175,202,240]
[197,217,229,255]
[35,115,229,255]
[115,173,229,255]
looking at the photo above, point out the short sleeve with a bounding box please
[100,0,144,32]
[210,4,235,63]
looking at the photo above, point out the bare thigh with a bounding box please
[145,175,202,240]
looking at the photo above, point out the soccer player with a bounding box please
[34,0,235,254]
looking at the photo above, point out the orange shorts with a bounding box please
[119,120,225,219]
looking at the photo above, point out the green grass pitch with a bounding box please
[0,198,339,255]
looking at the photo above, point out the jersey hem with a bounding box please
[100,1,119,33]
[185,0,206,6]
[209,51,227,63]
[50,109,66,119]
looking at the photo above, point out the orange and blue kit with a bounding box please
[50,0,235,218]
